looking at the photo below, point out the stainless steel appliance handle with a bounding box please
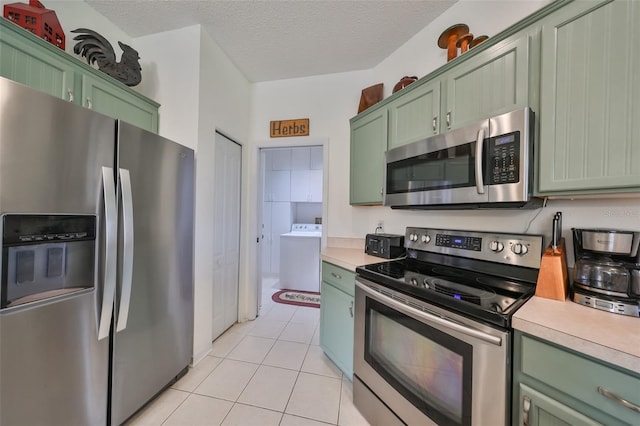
[523,396,531,426]
[597,386,640,413]
[475,128,485,194]
[356,280,502,346]
[116,168,134,332]
[98,167,117,341]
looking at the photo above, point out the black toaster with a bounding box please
[365,233,405,259]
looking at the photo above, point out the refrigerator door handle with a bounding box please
[98,167,117,341]
[116,168,134,332]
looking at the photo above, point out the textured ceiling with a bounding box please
[85,0,458,82]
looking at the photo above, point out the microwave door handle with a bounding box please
[475,128,485,194]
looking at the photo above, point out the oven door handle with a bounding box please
[356,281,503,346]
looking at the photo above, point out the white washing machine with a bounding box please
[279,224,322,292]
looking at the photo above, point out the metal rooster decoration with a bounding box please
[71,28,142,87]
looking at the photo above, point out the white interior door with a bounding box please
[212,132,242,341]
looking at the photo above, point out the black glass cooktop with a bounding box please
[356,258,536,328]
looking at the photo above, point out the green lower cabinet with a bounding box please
[518,384,602,426]
[513,331,640,426]
[319,262,355,379]
[537,0,640,194]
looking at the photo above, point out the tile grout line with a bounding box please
[161,296,336,425]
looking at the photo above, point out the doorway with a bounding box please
[211,131,242,341]
[259,145,324,311]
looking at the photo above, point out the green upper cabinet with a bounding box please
[81,74,159,132]
[350,32,535,201]
[0,18,159,133]
[386,33,532,151]
[387,80,441,149]
[350,107,387,205]
[537,0,640,194]
[0,19,76,101]
[443,34,532,131]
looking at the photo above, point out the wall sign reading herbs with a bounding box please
[270,118,309,138]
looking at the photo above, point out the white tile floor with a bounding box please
[126,281,370,426]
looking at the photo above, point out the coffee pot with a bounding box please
[572,228,640,317]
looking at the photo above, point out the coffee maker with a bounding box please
[572,228,640,317]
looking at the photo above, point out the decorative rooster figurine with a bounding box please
[71,28,142,87]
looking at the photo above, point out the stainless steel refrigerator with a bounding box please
[0,77,194,425]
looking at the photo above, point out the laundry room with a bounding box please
[260,146,323,294]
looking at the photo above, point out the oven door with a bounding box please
[384,119,490,208]
[354,278,510,426]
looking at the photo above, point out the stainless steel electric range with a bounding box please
[354,227,543,426]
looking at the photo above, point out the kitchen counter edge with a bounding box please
[513,296,640,375]
[321,247,388,272]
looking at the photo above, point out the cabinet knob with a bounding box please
[86,98,93,109]
[432,116,438,133]
[349,300,354,318]
[446,111,452,129]
[331,272,342,280]
[67,89,74,102]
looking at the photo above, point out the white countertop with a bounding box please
[513,296,640,374]
[320,247,388,272]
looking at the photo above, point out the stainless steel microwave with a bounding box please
[384,108,542,209]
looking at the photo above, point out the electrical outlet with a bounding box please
[376,220,384,233]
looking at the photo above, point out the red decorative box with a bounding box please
[3,0,65,50]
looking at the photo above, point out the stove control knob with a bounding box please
[421,234,431,244]
[411,233,420,242]
[410,278,418,286]
[489,241,504,252]
[511,243,528,255]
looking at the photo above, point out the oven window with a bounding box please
[386,143,477,194]
[364,297,472,426]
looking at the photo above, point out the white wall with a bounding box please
[249,0,640,267]
[134,26,251,363]
[374,0,553,97]
[249,1,554,240]
[249,71,372,252]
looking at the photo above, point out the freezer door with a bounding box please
[0,77,116,214]
[111,121,195,424]
[0,77,115,425]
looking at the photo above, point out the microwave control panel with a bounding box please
[488,131,519,185]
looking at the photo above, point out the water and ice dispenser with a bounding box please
[1,214,96,309]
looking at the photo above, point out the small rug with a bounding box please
[272,289,320,308]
